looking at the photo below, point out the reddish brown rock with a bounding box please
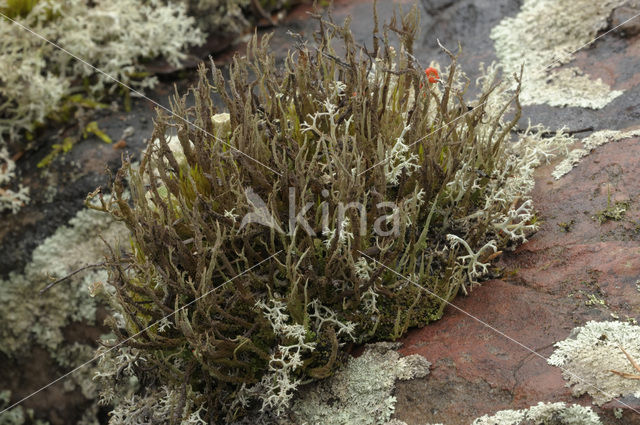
[393,137,640,424]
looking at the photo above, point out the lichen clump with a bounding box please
[0,146,29,213]
[179,0,302,42]
[491,0,625,109]
[0,0,204,141]
[552,128,640,179]
[548,320,640,405]
[0,207,126,357]
[472,402,603,425]
[291,343,430,425]
[0,207,128,424]
[92,7,561,422]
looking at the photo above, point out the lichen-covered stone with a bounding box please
[552,129,640,179]
[0,0,204,141]
[0,206,128,424]
[548,321,640,405]
[291,343,430,425]
[0,207,126,356]
[491,0,625,109]
[472,402,603,425]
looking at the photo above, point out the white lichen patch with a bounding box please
[471,402,603,425]
[0,0,204,140]
[0,145,29,214]
[291,343,430,425]
[0,206,127,424]
[0,391,49,425]
[548,320,640,405]
[491,0,625,109]
[0,207,127,356]
[552,128,640,178]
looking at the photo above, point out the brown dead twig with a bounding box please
[610,345,640,380]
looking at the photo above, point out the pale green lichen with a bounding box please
[180,0,304,41]
[552,128,640,179]
[548,320,640,405]
[291,343,431,425]
[54,343,100,400]
[0,206,127,424]
[471,402,603,425]
[0,207,127,356]
[385,421,442,425]
[180,0,251,37]
[92,346,141,408]
[94,343,207,425]
[0,390,50,425]
[107,386,207,425]
[0,145,29,214]
[245,298,357,417]
[0,0,204,140]
[491,0,625,109]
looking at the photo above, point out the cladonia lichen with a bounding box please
[471,402,603,425]
[0,389,50,425]
[0,207,126,355]
[291,343,431,425]
[548,320,640,405]
[491,0,625,109]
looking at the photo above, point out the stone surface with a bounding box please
[392,136,640,425]
[610,2,640,38]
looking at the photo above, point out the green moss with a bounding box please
[0,0,40,18]
[584,293,606,306]
[594,201,628,224]
[37,136,74,168]
[557,219,575,232]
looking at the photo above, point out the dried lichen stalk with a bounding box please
[90,5,566,423]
